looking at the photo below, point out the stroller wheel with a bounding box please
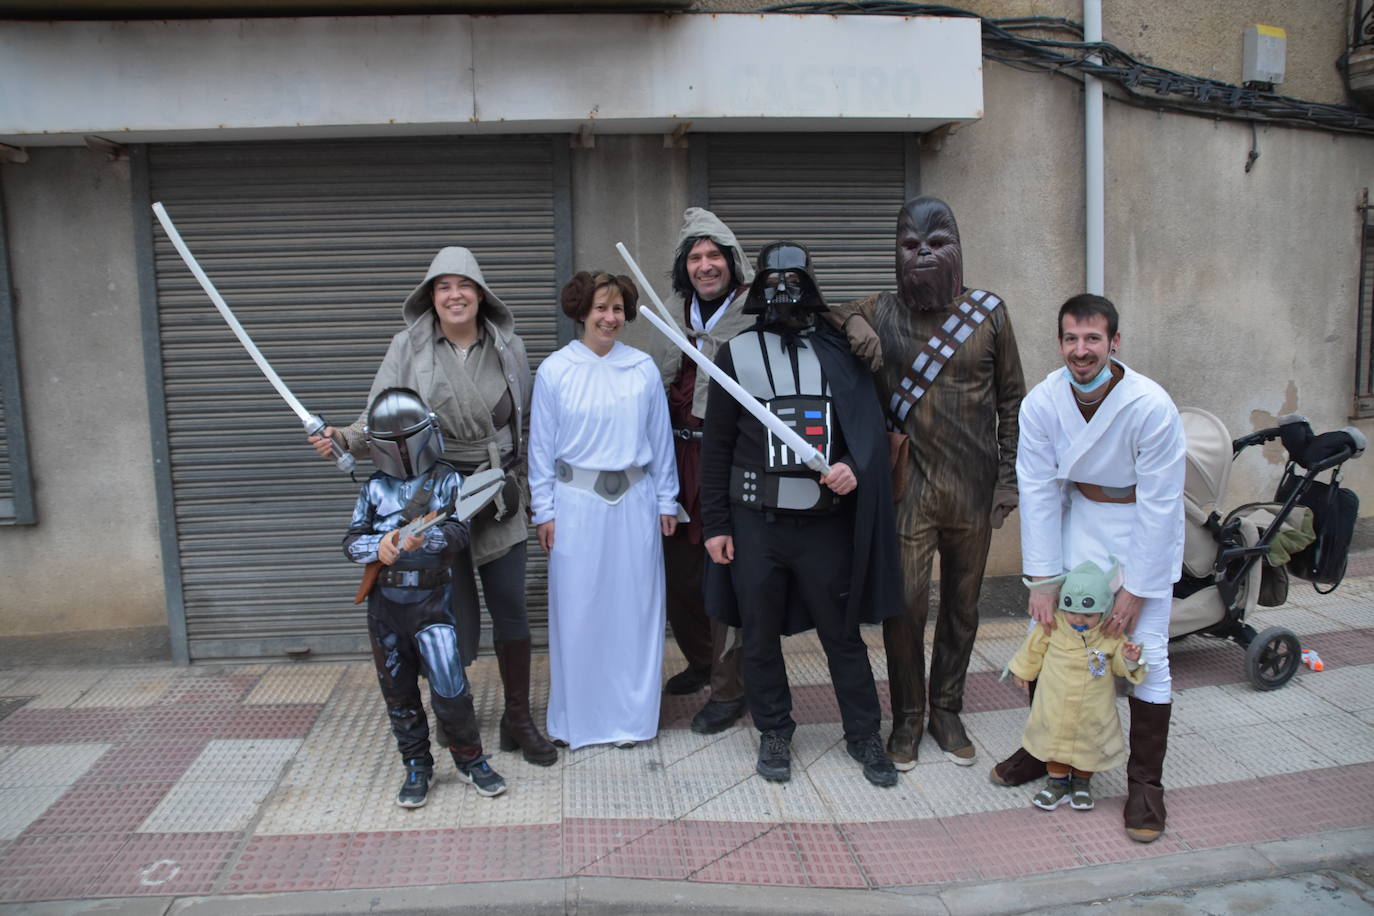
[1245,626,1301,691]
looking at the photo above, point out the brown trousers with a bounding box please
[884,507,993,727]
[664,533,743,702]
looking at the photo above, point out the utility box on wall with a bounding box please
[1242,24,1286,86]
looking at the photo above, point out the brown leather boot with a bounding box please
[495,639,558,766]
[989,678,1046,786]
[1124,696,1171,843]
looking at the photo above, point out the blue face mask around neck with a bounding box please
[1066,362,1112,393]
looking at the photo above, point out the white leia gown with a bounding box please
[529,339,678,749]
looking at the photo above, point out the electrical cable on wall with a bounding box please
[762,1,1374,137]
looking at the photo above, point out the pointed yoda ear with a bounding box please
[1022,573,1068,594]
[1106,556,1125,593]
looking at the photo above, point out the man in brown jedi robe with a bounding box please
[629,208,754,734]
[828,197,1026,770]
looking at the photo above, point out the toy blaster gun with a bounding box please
[353,468,505,604]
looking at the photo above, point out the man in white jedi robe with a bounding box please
[992,293,1185,844]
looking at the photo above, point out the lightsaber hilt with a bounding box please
[303,415,356,474]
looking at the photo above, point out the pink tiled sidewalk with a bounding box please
[1,566,1373,904]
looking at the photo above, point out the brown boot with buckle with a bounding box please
[1124,696,1170,843]
[495,638,558,766]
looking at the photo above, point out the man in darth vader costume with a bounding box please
[700,241,902,788]
[344,387,506,807]
[829,197,1026,771]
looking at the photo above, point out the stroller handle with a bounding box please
[1233,419,1366,469]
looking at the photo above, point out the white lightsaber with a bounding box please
[151,202,354,473]
[615,242,830,475]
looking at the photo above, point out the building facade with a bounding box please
[1,1,1371,662]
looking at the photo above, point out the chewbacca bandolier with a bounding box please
[829,197,1026,769]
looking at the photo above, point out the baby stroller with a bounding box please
[1170,410,1365,690]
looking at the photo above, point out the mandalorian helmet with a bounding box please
[364,387,445,479]
[743,241,827,315]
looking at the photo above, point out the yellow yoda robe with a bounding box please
[1008,610,1147,772]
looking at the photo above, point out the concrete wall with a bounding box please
[569,135,691,374]
[702,0,1358,106]
[0,148,167,638]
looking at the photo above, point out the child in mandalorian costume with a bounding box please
[1004,559,1145,813]
[344,387,506,807]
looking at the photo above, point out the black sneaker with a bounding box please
[756,730,792,782]
[396,762,431,808]
[847,733,899,787]
[454,754,507,798]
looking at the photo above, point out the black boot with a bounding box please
[495,638,558,766]
[1124,696,1171,843]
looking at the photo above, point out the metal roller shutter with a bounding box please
[705,134,911,301]
[147,137,559,660]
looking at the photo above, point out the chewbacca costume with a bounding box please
[829,285,1025,767]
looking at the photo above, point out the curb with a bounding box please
[7,826,1370,916]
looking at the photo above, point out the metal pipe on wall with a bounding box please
[1085,0,1105,296]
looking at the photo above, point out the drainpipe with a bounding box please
[1084,0,1104,295]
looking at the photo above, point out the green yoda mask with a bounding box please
[1023,557,1123,617]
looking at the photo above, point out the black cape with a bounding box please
[702,318,903,635]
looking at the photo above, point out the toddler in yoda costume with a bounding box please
[1004,558,1145,813]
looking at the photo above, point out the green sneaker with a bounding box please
[1069,775,1094,810]
[1032,777,1071,810]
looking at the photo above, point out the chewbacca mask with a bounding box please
[895,197,963,312]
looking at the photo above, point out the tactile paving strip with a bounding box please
[898,757,1015,819]
[220,832,354,894]
[578,820,688,880]
[1171,685,1270,734]
[786,821,866,888]
[943,805,1081,879]
[565,766,675,820]
[157,669,263,706]
[0,742,110,787]
[450,823,561,882]
[78,739,208,785]
[218,705,323,740]
[1161,731,1253,788]
[1220,678,1345,721]
[2,669,107,710]
[0,832,129,902]
[244,665,346,706]
[86,831,243,897]
[138,779,277,834]
[0,708,138,745]
[1055,796,1189,865]
[334,828,458,889]
[70,668,177,709]
[809,756,941,822]
[25,781,172,836]
[1291,663,1374,714]
[562,816,663,874]
[842,818,980,887]
[178,739,302,783]
[253,783,363,836]
[1277,711,1374,765]
[0,787,68,841]
[690,823,804,886]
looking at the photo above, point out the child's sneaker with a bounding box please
[1069,775,1094,810]
[396,760,431,808]
[1032,776,1071,810]
[454,753,507,797]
